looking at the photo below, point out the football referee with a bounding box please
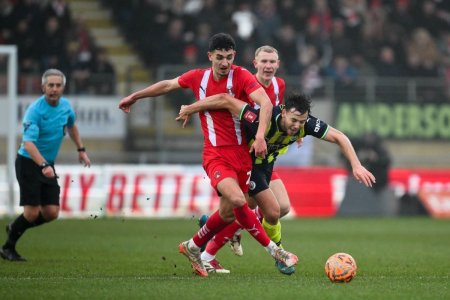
[0,69,91,261]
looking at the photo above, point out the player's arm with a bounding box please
[176,93,247,127]
[323,127,376,187]
[67,125,91,167]
[23,141,55,178]
[248,87,273,158]
[119,77,181,113]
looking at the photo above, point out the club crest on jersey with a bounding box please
[214,171,221,179]
[244,110,257,123]
[249,181,256,190]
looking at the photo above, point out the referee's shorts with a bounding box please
[15,155,60,206]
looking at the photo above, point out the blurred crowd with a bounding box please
[106,0,450,101]
[0,0,116,94]
[1,0,450,99]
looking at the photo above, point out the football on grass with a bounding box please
[325,253,357,283]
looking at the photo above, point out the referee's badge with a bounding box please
[23,122,31,132]
[244,110,257,123]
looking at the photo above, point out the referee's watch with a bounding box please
[77,147,86,152]
[40,162,50,170]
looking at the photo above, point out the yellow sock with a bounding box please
[262,218,282,247]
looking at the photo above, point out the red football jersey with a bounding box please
[251,75,285,108]
[178,65,261,148]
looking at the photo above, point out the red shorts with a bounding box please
[271,171,281,181]
[203,145,252,193]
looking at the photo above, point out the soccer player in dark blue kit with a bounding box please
[0,69,91,261]
[177,92,376,274]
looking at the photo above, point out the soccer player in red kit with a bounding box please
[197,45,295,274]
[118,33,298,277]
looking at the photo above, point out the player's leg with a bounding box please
[250,164,283,246]
[252,169,295,275]
[218,177,298,268]
[200,219,241,273]
[179,207,231,277]
[179,149,239,277]
[253,189,282,245]
[1,156,56,262]
[269,176,291,218]
[0,205,41,262]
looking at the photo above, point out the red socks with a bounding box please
[192,210,228,248]
[233,203,270,247]
[205,220,242,255]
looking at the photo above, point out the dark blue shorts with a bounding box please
[248,162,274,197]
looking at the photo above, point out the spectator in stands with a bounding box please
[156,18,187,65]
[350,53,376,78]
[39,17,67,71]
[193,22,213,64]
[326,55,358,101]
[231,1,256,41]
[274,24,301,75]
[387,0,415,35]
[0,0,16,44]
[330,18,355,58]
[348,132,391,193]
[405,28,441,77]
[299,46,324,95]
[254,0,281,45]
[42,0,72,32]
[375,46,404,77]
[12,18,38,73]
[91,48,116,95]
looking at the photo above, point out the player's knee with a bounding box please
[280,204,290,218]
[230,196,246,208]
[264,208,280,224]
[45,212,59,222]
[23,209,40,222]
[42,207,60,221]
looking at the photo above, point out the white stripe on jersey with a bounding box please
[200,70,216,146]
[272,77,280,106]
[227,70,242,145]
[254,77,279,109]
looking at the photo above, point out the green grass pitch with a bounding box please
[0,217,449,299]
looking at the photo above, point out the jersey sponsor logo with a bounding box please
[314,119,321,132]
[244,110,257,123]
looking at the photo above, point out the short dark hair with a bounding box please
[284,92,312,114]
[208,33,236,52]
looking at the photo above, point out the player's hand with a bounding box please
[176,105,192,128]
[42,166,55,178]
[296,137,304,148]
[250,136,267,158]
[118,95,137,113]
[352,165,376,187]
[175,114,191,128]
[79,152,91,167]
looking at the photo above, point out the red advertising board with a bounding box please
[276,167,450,218]
[2,165,449,218]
